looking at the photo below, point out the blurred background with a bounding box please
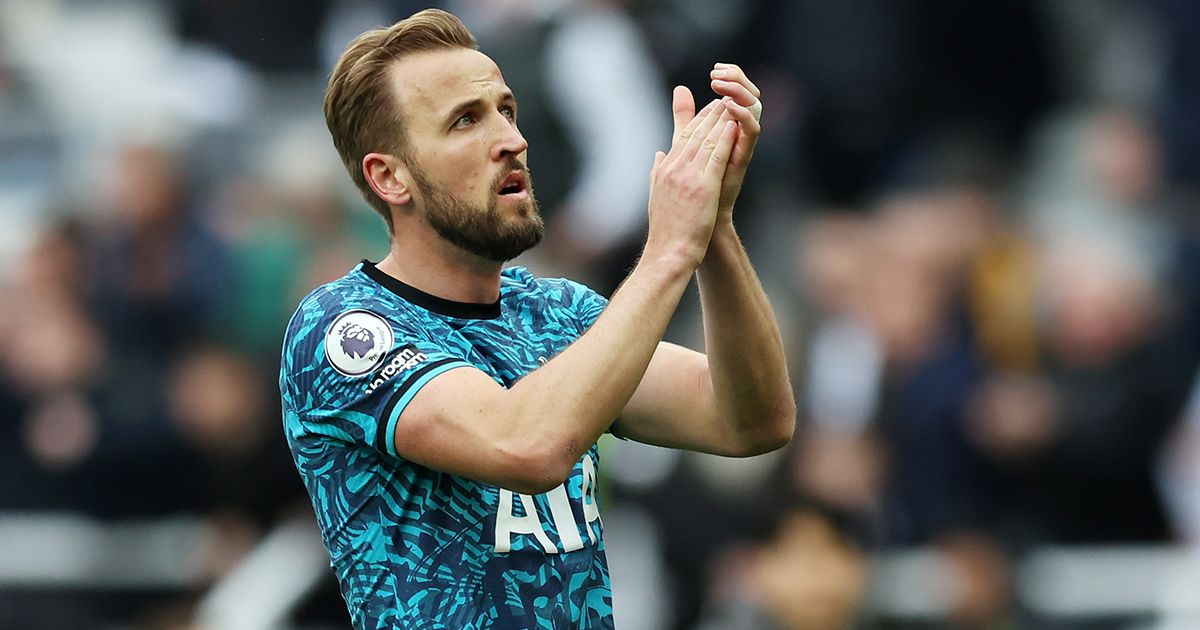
[2,0,1200,628]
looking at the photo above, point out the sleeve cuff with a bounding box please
[376,358,473,457]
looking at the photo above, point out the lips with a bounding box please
[497,170,527,196]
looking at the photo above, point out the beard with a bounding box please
[409,158,544,263]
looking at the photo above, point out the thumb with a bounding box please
[671,86,695,144]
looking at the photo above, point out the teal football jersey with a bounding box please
[280,261,613,629]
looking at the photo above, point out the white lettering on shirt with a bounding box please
[494,453,602,554]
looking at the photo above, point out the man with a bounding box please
[280,8,793,629]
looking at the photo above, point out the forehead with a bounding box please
[388,48,508,125]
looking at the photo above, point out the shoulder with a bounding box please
[500,267,607,330]
[500,265,538,291]
[286,271,364,340]
[286,266,428,339]
[282,266,430,377]
[501,266,600,302]
[279,266,460,408]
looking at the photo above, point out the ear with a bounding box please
[363,152,413,207]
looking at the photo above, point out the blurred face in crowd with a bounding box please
[110,144,184,227]
[389,48,543,262]
[1083,110,1162,204]
[1040,239,1158,366]
[753,510,868,629]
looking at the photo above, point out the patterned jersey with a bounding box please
[280,261,613,629]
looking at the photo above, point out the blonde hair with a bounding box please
[324,9,477,232]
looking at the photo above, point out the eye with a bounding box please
[453,112,476,129]
[500,106,516,122]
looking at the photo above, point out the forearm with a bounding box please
[397,251,700,495]
[505,252,694,467]
[525,94,739,450]
[696,222,795,447]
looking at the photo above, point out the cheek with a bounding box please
[465,166,495,198]
[420,139,495,199]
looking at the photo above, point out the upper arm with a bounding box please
[389,365,564,493]
[614,341,744,455]
[285,303,539,485]
[298,328,563,493]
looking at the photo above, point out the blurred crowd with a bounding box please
[2,0,1200,629]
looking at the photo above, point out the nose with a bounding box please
[492,118,528,161]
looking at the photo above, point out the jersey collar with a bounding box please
[361,260,502,320]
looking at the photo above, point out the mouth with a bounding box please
[497,170,528,198]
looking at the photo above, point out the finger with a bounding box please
[711,63,761,99]
[710,79,759,109]
[671,85,696,142]
[674,98,718,151]
[680,100,727,161]
[650,150,666,185]
[721,100,760,165]
[704,120,739,175]
[692,108,735,166]
[723,99,761,137]
[710,62,758,97]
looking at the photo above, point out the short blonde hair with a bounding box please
[324,9,477,232]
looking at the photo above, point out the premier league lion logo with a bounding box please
[340,324,375,359]
[325,310,394,377]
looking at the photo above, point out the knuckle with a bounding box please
[674,174,699,194]
[662,167,687,186]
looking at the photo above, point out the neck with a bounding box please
[376,219,503,304]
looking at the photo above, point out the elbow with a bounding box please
[767,404,797,451]
[495,440,576,495]
[508,473,569,497]
[762,391,798,452]
[734,403,796,457]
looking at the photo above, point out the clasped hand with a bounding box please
[645,63,762,268]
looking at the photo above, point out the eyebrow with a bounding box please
[443,90,517,126]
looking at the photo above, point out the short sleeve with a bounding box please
[281,296,473,458]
